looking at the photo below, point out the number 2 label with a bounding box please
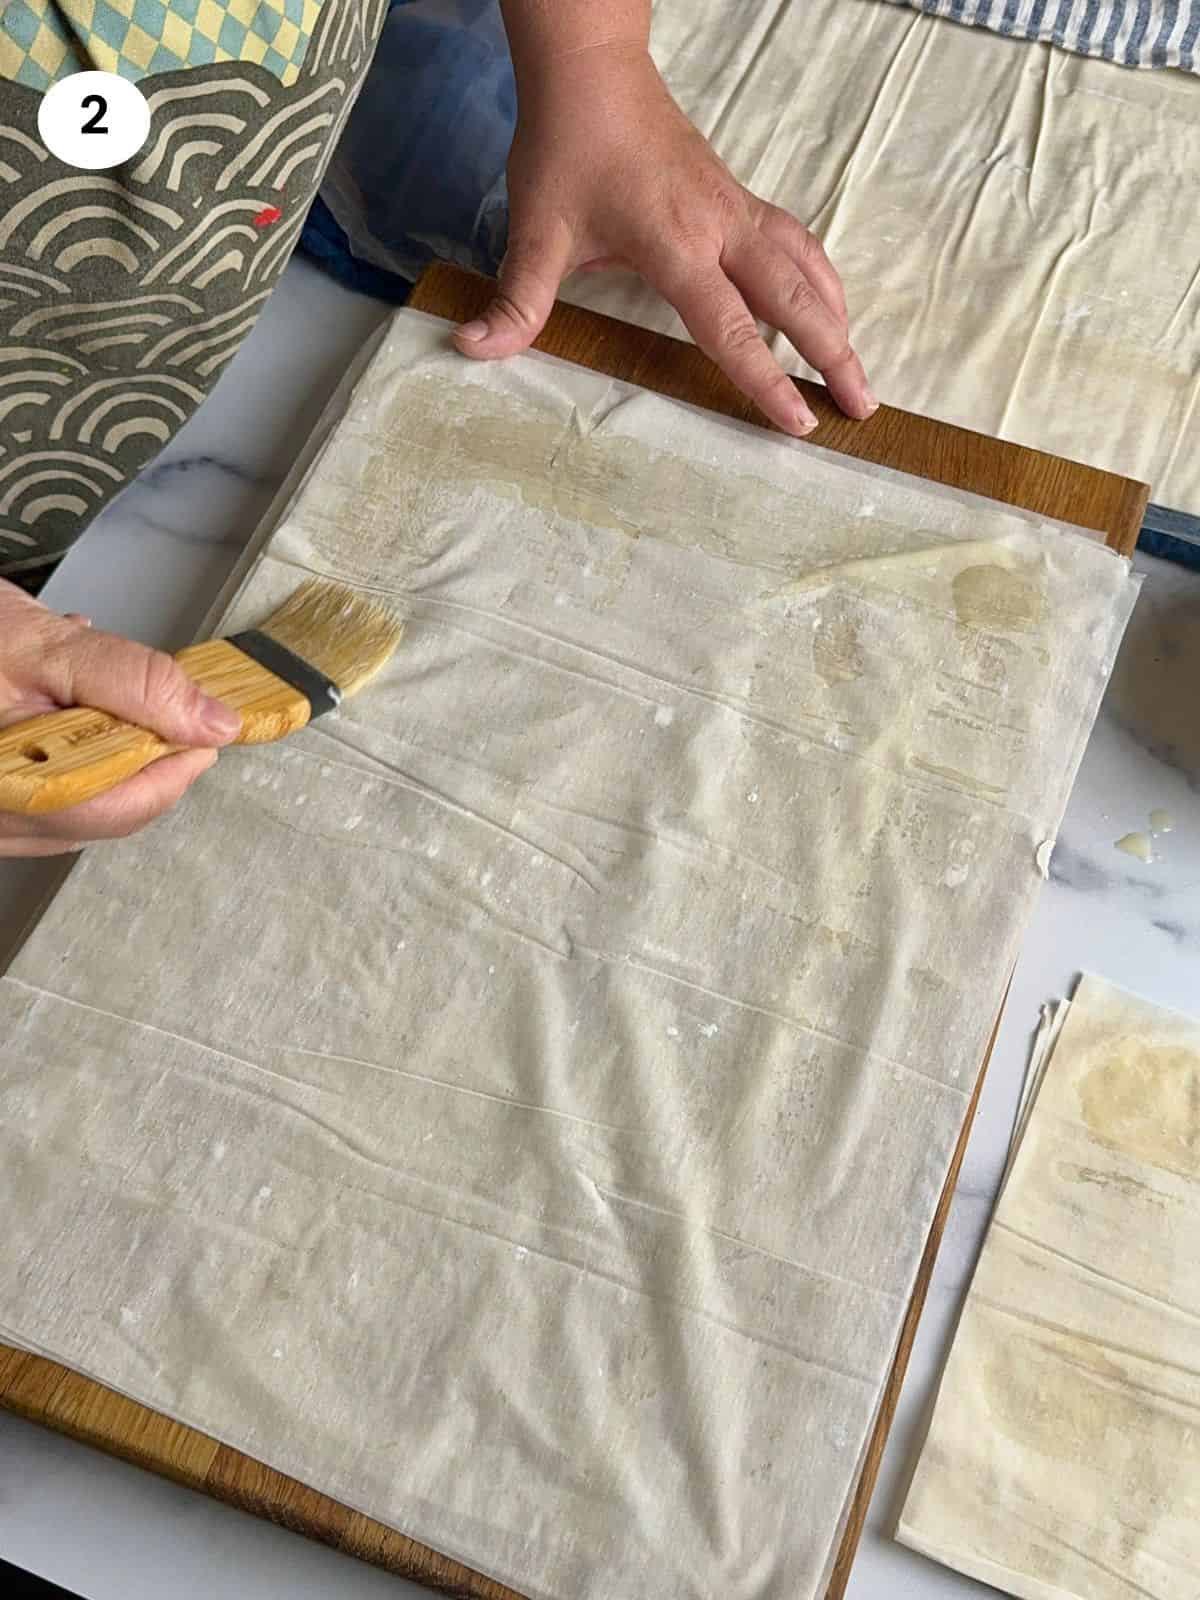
[38,72,149,170]
[80,94,109,136]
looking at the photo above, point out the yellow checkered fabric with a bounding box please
[0,0,324,91]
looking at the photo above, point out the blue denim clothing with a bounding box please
[300,0,514,298]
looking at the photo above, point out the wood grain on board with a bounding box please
[0,263,1148,1600]
[412,264,1147,553]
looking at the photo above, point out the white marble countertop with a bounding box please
[1,257,1197,1600]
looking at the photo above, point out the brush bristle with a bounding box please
[259,578,404,698]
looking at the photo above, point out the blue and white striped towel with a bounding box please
[883,0,1200,71]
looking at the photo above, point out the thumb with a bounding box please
[453,224,574,360]
[42,627,241,748]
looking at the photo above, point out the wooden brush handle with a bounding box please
[0,639,313,817]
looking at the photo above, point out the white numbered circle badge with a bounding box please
[37,71,151,171]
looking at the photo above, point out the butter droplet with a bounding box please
[1114,831,1154,864]
[1035,840,1055,879]
[1149,808,1174,835]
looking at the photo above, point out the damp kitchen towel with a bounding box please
[556,0,1200,517]
[317,1,1200,516]
[0,311,1139,1600]
[875,0,1200,73]
[899,974,1200,1600]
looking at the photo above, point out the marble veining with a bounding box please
[0,257,1197,1600]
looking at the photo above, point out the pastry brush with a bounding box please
[0,578,403,816]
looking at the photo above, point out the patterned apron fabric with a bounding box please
[0,0,388,584]
[0,0,326,91]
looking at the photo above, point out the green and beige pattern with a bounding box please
[1,0,387,581]
[1,0,326,93]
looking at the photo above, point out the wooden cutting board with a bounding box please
[0,262,1148,1600]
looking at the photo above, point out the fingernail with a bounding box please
[200,697,241,741]
[863,388,879,415]
[455,319,489,343]
[794,406,819,436]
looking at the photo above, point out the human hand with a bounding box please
[454,43,874,436]
[0,580,240,857]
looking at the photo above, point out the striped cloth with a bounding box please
[882,0,1200,71]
